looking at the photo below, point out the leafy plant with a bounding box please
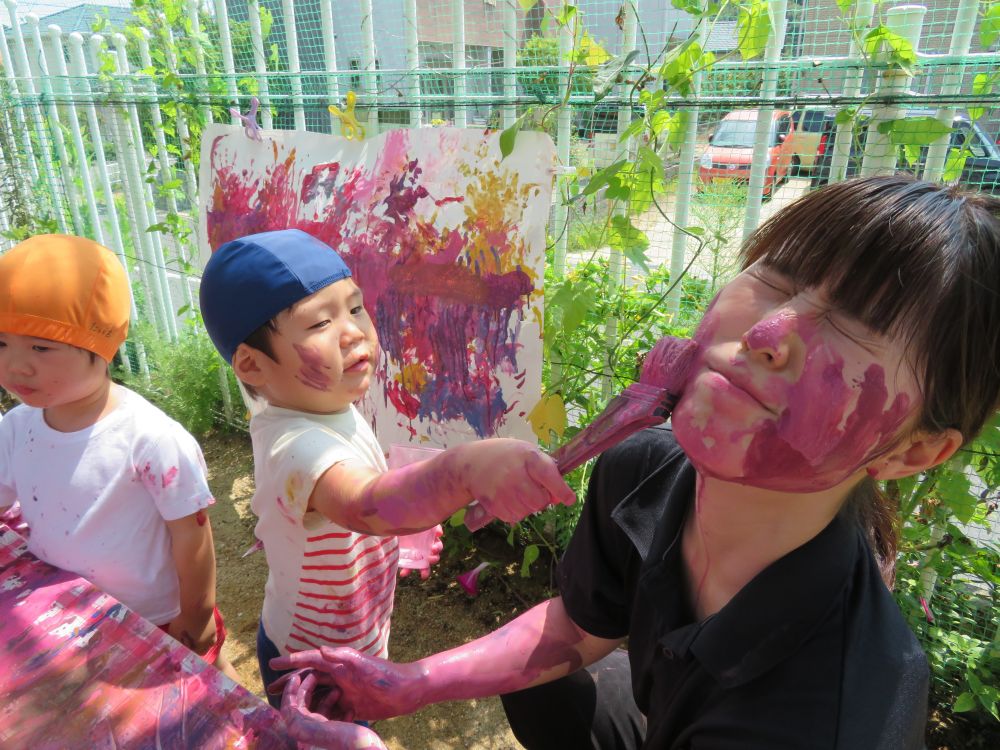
[115,317,246,437]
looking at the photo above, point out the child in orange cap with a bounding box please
[0,234,237,681]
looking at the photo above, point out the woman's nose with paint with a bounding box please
[741,309,799,370]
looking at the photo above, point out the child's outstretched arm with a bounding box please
[165,510,218,655]
[269,596,622,731]
[309,438,575,535]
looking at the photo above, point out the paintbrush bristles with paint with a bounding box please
[464,335,698,530]
[549,335,698,475]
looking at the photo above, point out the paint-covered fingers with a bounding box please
[396,525,444,579]
[280,671,387,750]
[465,440,575,523]
[270,648,424,721]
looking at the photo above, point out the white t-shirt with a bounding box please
[0,385,214,624]
[250,403,398,657]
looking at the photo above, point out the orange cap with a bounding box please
[0,235,131,362]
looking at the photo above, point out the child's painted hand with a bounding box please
[396,525,444,580]
[269,648,424,722]
[279,670,388,749]
[455,439,576,525]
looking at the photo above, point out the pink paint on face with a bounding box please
[673,269,917,493]
[294,343,333,391]
[161,466,179,489]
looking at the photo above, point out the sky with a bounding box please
[4,0,130,24]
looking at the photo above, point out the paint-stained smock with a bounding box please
[250,403,398,657]
[0,385,214,625]
[555,424,929,749]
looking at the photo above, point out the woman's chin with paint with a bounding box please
[671,269,919,495]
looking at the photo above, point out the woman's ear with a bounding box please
[869,428,963,480]
[232,343,267,387]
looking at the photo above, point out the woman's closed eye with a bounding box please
[309,320,331,330]
[749,269,796,298]
[823,311,881,354]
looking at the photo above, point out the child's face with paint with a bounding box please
[672,263,920,493]
[256,278,379,414]
[0,333,108,410]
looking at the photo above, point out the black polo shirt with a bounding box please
[557,425,929,749]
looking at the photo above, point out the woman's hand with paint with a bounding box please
[279,670,388,749]
[452,439,576,525]
[396,524,444,579]
[270,648,425,721]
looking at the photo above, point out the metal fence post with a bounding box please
[248,0,274,129]
[360,0,380,133]
[922,0,980,182]
[860,4,926,176]
[321,0,342,132]
[26,13,83,235]
[3,0,64,230]
[742,0,790,241]
[502,0,517,129]
[404,0,422,128]
[452,0,468,128]
[827,0,876,184]
[281,0,306,130]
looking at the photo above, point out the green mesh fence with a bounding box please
[0,0,998,729]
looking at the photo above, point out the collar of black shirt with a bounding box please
[611,447,862,689]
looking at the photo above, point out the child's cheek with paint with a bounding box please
[294,343,336,392]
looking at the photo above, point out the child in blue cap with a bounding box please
[200,229,575,705]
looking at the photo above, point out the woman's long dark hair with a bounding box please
[740,176,1000,585]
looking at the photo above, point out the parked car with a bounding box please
[787,108,835,173]
[698,109,797,196]
[811,110,1000,193]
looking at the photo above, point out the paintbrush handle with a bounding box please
[551,386,675,475]
[464,385,678,531]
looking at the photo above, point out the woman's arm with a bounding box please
[271,596,624,723]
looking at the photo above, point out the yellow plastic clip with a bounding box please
[328,91,365,140]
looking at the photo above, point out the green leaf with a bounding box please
[550,283,595,333]
[637,145,664,176]
[581,159,628,196]
[520,544,540,577]
[618,116,646,143]
[609,215,650,272]
[953,692,977,712]
[518,0,539,11]
[835,0,854,14]
[499,122,520,158]
[684,226,706,237]
[659,40,701,96]
[943,148,969,181]
[556,3,577,26]
[937,464,976,524]
[737,0,770,61]
[981,5,1000,48]
[448,509,466,528]
[593,49,639,101]
[834,107,857,126]
[863,26,917,71]
[882,117,953,146]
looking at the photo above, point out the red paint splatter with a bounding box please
[161,466,179,489]
[195,510,207,527]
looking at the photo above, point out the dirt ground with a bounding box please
[204,431,547,750]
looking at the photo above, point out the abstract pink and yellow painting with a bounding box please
[198,126,554,448]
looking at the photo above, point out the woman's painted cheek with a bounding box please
[293,343,333,391]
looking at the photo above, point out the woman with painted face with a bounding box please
[266,176,1000,750]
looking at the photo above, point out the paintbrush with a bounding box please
[464,335,699,531]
